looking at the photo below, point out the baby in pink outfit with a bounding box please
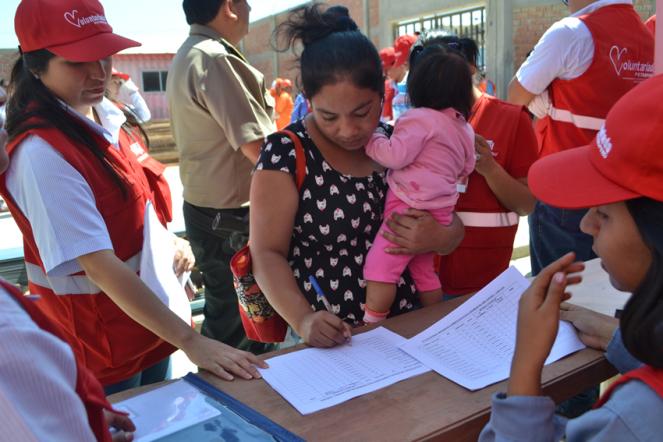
[363,45,476,323]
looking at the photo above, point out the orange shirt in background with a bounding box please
[275,91,294,130]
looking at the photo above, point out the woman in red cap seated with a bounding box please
[480,74,663,441]
[2,0,266,395]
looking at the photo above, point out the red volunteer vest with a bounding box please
[383,79,395,121]
[538,4,655,157]
[439,95,537,295]
[594,365,663,408]
[0,279,113,442]
[0,121,176,385]
[644,15,656,36]
[120,125,173,224]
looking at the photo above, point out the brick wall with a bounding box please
[0,50,20,86]
[512,0,657,74]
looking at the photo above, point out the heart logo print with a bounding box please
[609,45,627,76]
[64,9,80,27]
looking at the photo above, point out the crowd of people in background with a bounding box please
[0,0,661,440]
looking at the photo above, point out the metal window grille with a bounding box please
[142,70,168,92]
[393,7,486,70]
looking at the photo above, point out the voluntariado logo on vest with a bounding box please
[609,45,655,80]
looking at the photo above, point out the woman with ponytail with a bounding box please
[1,0,266,394]
[480,74,663,441]
[249,3,463,347]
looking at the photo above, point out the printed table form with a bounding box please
[400,267,586,390]
[258,327,429,415]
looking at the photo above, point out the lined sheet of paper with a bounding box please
[400,267,586,391]
[140,201,191,322]
[258,327,429,415]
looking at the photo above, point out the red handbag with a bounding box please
[230,130,306,343]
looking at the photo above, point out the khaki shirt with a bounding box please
[167,25,275,209]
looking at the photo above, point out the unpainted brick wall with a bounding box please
[0,51,20,86]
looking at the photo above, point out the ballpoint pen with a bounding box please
[308,275,352,344]
[308,275,333,312]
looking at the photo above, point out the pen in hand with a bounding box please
[309,275,333,312]
[308,275,352,344]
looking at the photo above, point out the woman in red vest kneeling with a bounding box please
[1,0,266,394]
[480,74,663,441]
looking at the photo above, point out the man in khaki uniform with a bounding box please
[167,0,275,353]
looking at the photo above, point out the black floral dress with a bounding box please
[255,120,416,326]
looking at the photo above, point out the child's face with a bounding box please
[580,202,652,292]
[309,80,382,151]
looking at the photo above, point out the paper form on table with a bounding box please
[399,267,586,391]
[258,327,429,415]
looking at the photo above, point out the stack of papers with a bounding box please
[259,267,586,414]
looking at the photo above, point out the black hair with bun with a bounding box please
[274,3,383,100]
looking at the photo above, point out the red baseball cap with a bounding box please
[111,68,130,81]
[393,34,417,67]
[15,0,140,62]
[379,47,395,71]
[528,74,663,209]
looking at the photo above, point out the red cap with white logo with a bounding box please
[528,74,663,208]
[15,0,139,62]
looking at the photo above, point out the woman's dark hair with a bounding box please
[182,0,225,26]
[620,197,663,368]
[273,3,383,100]
[407,45,474,119]
[413,30,480,68]
[6,50,126,194]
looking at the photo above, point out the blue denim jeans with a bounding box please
[529,201,599,416]
[528,201,596,276]
[103,357,171,395]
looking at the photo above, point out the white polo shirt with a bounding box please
[516,0,634,96]
[5,99,125,277]
[0,283,96,441]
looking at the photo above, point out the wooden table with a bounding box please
[112,260,624,441]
